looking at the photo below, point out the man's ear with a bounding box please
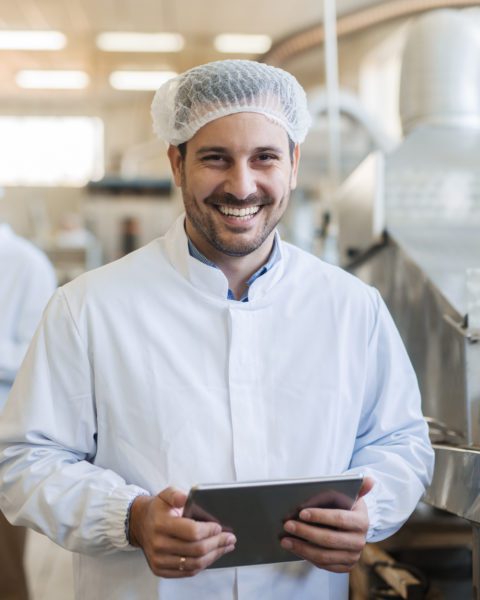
[167,145,183,187]
[290,144,301,190]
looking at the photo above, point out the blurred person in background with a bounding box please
[0,221,56,599]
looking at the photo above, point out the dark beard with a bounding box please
[186,190,284,258]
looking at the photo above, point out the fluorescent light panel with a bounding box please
[16,70,90,90]
[109,70,177,91]
[97,32,184,52]
[214,34,272,54]
[0,30,66,50]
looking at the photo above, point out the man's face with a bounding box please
[168,112,300,260]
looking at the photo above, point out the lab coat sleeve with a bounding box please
[0,288,149,554]
[344,288,434,542]
[0,253,57,383]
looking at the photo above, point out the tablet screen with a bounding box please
[182,474,363,568]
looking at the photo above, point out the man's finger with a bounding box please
[283,521,365,551]
[192,543,236,570]
[158,515,222,541]
[297,507,366,531]
[153,544,236,580]
[357,476,375,500]
[281,537,359,567]
[321,564,352,574]
[152,568,197,579]
[157,487,188,510]
[152,532,236,558]
[156,543,236,573]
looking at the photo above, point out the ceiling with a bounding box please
[0,0,386,100]
[0,0,382,37]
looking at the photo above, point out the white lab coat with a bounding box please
[0,214,434,600]
[0,224,56,409]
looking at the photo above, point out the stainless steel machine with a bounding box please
[336,8,480,597]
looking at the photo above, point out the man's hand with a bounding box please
[280,477,375,573]
[129,487,236,578]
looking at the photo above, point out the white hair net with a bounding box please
[151,60,312,146]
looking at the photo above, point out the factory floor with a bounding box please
[25,530,74,600]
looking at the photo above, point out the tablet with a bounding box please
[182,474,364,569]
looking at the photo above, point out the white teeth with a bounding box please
[218,205,260,217]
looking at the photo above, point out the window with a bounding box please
[0,116,104,186]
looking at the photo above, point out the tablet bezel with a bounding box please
[182,474,364,569]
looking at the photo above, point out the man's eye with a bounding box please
[202,155,227,162]
[256,154,277,162]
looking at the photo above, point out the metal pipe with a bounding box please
[262,0,480,66]
[323,0,341,194]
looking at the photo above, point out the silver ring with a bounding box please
[178,556,186,571]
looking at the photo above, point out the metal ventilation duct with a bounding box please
[261,0,480,66]
[400,9,480,134]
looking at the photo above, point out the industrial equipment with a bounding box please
[337,9,480,597]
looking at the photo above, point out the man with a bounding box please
[0,60,433,600]
[0,221,56,599]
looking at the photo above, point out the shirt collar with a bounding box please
[163,213,285,303]
[187,235,280,302]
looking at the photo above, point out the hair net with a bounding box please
[151,60,312,146]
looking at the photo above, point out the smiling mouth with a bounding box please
[216,205,261,219]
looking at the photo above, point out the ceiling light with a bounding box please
[214,34,272,54]
[0,30,66,50]
[109,70,177,91]
[96,32,184,53]
[16,70,90,90]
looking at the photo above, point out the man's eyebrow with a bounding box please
[196,146,229,155]
[255,146,284,154]
[195,145,285,155]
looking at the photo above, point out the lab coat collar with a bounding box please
[163,213,285,301]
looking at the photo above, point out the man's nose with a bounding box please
[224,163,257,200]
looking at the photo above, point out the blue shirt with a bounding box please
[187,235,280,302]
